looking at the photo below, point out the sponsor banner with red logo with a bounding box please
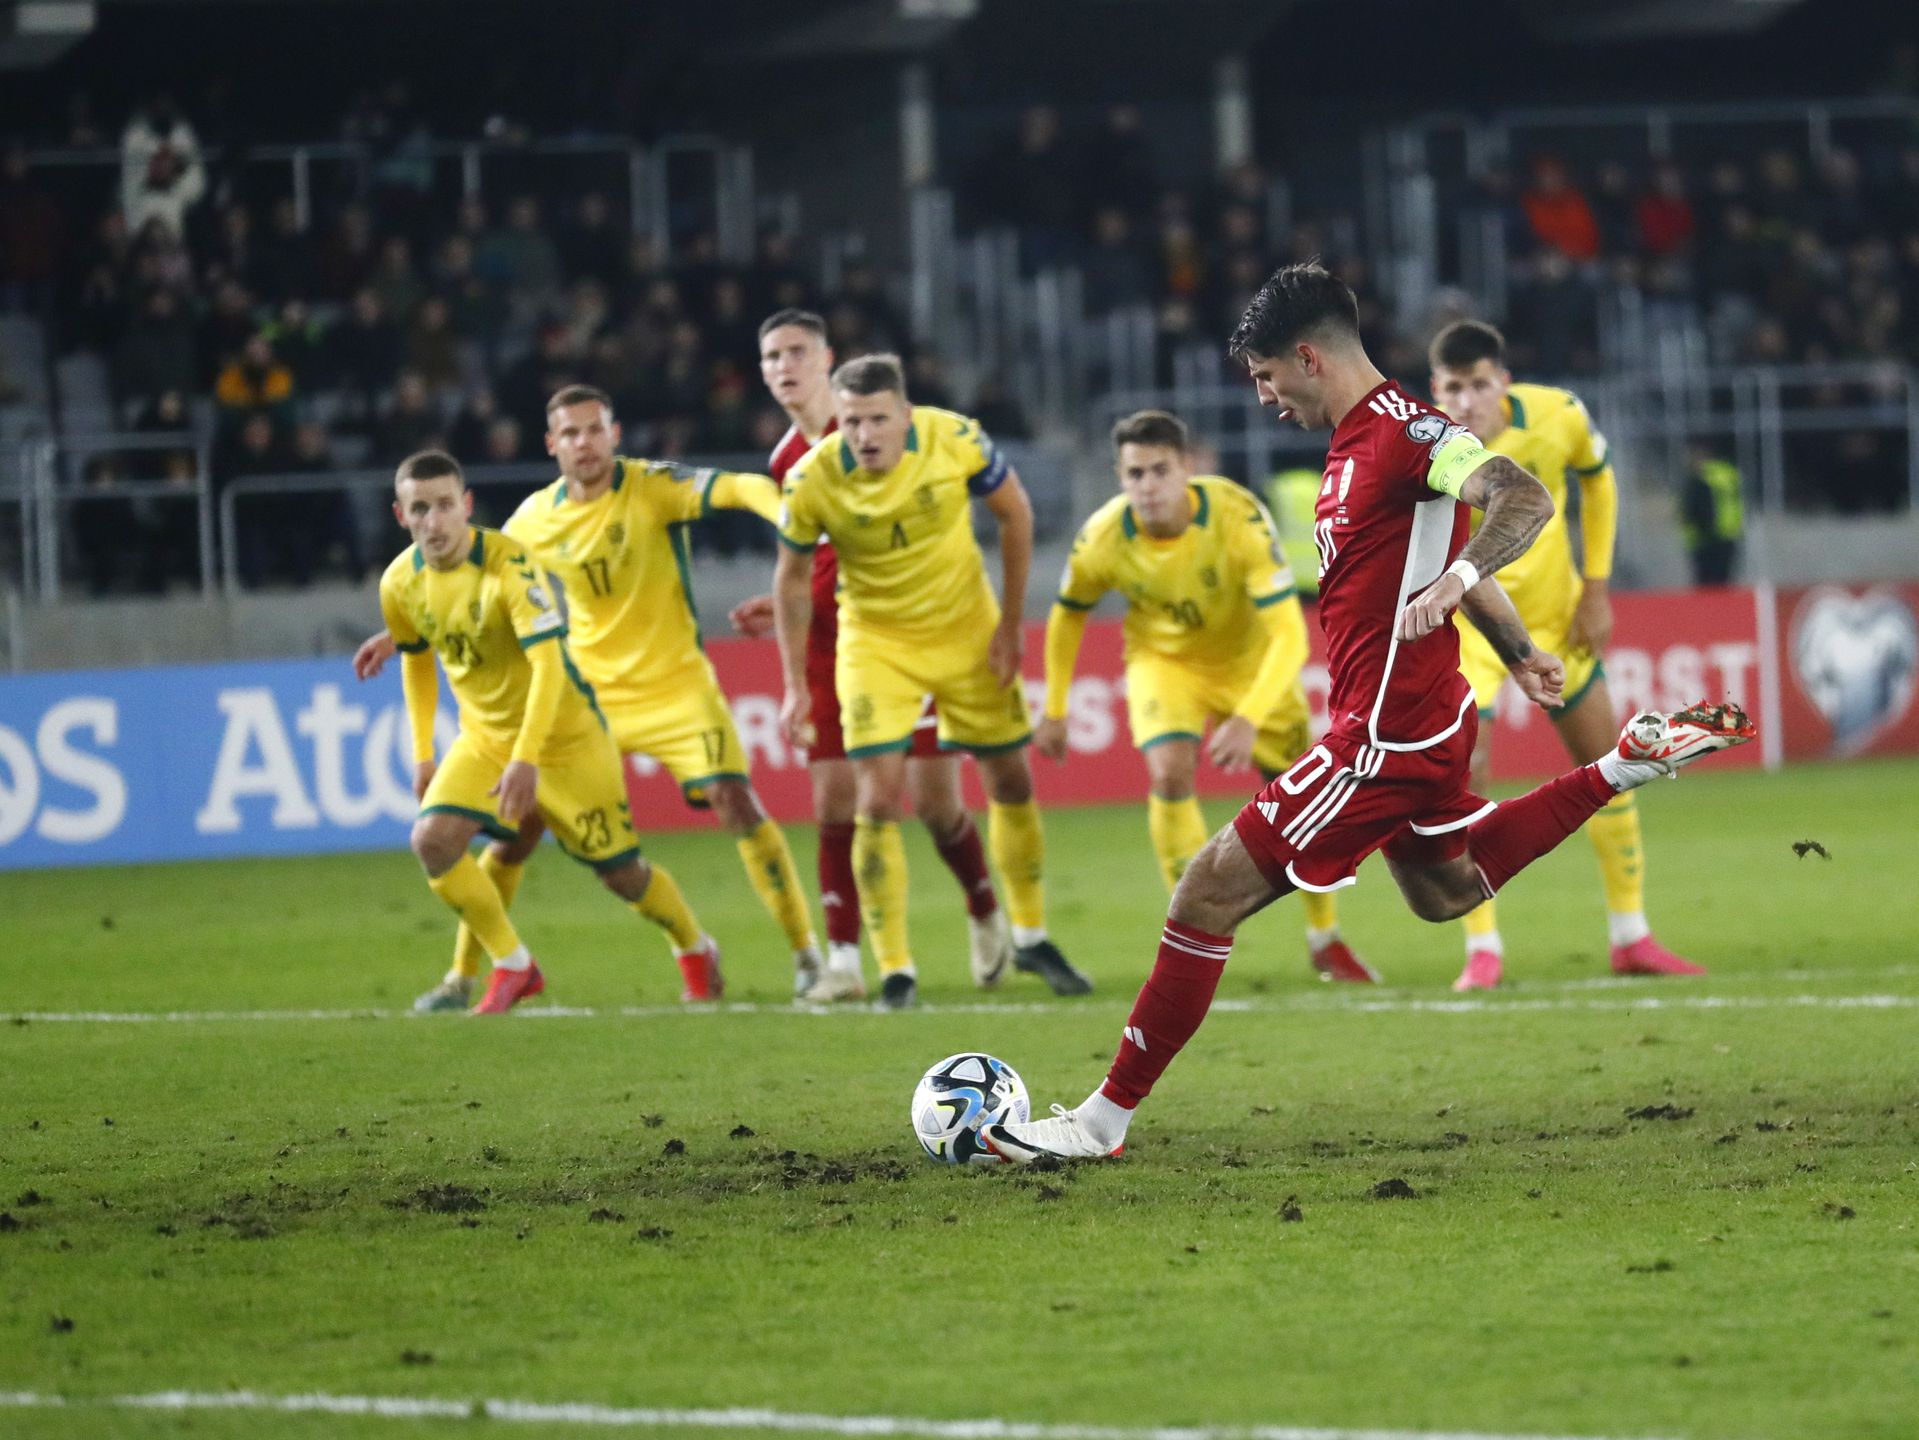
[628,584,1831,829]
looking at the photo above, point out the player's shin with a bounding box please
[427,854,524,967]
[987,799,1047,940]
[1147,795,1208,893]
[450,848,525,981]
[1464,764,1615,895]
[1097,919,1234,1122]
[629,863,703,954]
[737,819,816,951]
[932,811,998,919]
[1587,793,1648,939]
[852,817,913,975]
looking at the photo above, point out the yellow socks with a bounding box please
[853,817,912,975]
[1461,898,1501,953]
[426,853,521,962]
[1588,792,1645,914]
[1146,794,1208,892]
[736,819,816,952]
[629,863,703,955]
[1300,889,1340,945]
[451,848,525,980]
[987,799,1047,935]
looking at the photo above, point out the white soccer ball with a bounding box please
[910,1052,1029,1166]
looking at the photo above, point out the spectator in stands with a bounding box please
[1813,148,1870,247]
[1752,150,1816,241]
[707,275,756,364]
[1154,195,1205,301]
[746,230,810,317]
[447,387,504,459]
[317,203,377,301]
[905,353,955,411]
[481,195,563,303]
[480,416,526,466]
[113,288,199,413]
[1520,156,1600,263]
[197,279,259,383]
[405,295,467,399]
[559,192,626,285]
[0,146,66,314]
[325,289,404,412]
[262,298,326,391]
[1634,162,1695,259]
[204,203,262,296]
[372,370,445,463]
[121,93,206,240]
[214,334,296,428]
[1080,106,1159,224]
[496,322,580,433]
[1082,206,1153,316]
[1591,161,1637,261]
[371,235,426,323]
[970,104,1080,270]
[431,234,506,348]
[558,278,612,356]
[255,197,319,304]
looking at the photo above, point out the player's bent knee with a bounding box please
[600,856,651,902]
[707,779,765,832]
[978,754,1034,805]
[1167,826,1280,937]
[410,818,466,877]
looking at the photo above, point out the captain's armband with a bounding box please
[1425,428,1489,500]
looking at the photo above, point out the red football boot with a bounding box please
[677,936,724,1003]
[1310,937,1380,984]
[1610,936,1706,977]
[471,961,545,1015]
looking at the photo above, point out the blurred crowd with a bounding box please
[0,87,1030,593]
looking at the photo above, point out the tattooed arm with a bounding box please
[1396,452,1554,643]
[1459,575,1564,710]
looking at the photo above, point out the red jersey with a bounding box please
[1314,382,1479,752]
[771,419,840,614]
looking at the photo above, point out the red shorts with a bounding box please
[804,613,939,763]
[1231,715,1494,893]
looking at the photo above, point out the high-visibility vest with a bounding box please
[1688,458,1744,548]
[1264,467,1324,596]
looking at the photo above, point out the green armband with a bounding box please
[1426,432,1489,499]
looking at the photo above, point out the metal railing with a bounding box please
[24,133,759,261]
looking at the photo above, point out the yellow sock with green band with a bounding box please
[853,817,912,976]
[629,863,702,954]
[1146,794,1209,893]
[426,854,520,962]
[451,848,525,981]
[736,819,816,952]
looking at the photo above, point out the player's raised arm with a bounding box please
[1398,440,1554,642]
[703,470,783,526]
[980,467,1033,686]
[1459,575,1564,710]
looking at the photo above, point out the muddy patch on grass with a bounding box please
[391,1183,488,1215]
[1369,1178,1419,1200]
[1626,1104,1695,1121]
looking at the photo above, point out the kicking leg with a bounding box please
[984,823,1284,1163]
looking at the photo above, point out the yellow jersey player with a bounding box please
[1430,320,1700,989]
[1038,409,1376,983]
[772,353,1092,1008]
[358,386,822,1011]
[378,450,720,1014]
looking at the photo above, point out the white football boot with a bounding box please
[791,944,824,1000]
[982,1104,1125,1164]
[1614,701,1756,781]
[967,908,1013,989]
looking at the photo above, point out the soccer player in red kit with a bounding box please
[731,310,1043,1003]
[985,263,1754,1162]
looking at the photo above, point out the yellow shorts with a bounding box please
[600,667,748,809]
[1456,575,1602,714]
[419,727,639,871]
[836,617,1031,758]
[1126,655,1312,774]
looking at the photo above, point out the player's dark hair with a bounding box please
[1110,409,1191,455]
[831,353,907,398]
[758,308,828,343]
[545,383,614,420]
[395,449,464,489]
[1429,319,1507,372]
[1226,261,1361,361]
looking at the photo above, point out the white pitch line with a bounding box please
[0,1388,1679,1440]
[4,992,1915,1026]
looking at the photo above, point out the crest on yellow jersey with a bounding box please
[608,521,626,547]
[915,484,936,513]
[469,600,482,623]
[1200,565,1218,589]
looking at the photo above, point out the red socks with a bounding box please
[933,813,998,919]
[1100,920,1232,1108]
[1466,763,1615,894]
[817,821,860,947]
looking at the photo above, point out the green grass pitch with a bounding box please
[2,757,1917,1440]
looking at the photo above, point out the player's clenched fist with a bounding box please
[729,593,776,639]
[355,630,398,680]
[1033,715,1069,763]
[1395,572,1468,642]
[988,620,1024,686]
